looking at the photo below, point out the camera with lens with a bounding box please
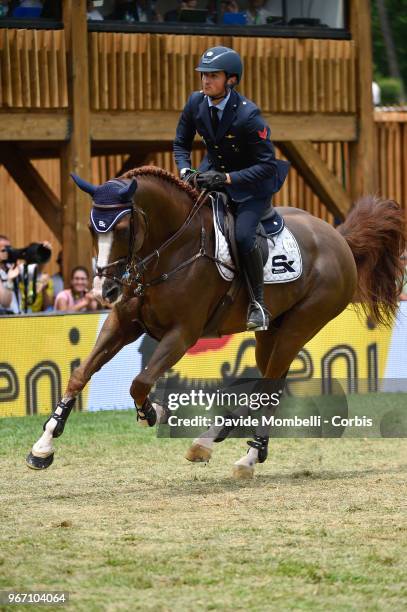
[5,243,52,265]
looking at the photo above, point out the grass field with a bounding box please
[0,400,406,611]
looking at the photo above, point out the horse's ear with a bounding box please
[70,173,97,196]
[119,178,137,202]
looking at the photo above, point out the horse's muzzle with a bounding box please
[102,279,121,304]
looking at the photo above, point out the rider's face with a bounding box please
[201,71,228,99]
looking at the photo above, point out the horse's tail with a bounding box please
[337,195,405,326]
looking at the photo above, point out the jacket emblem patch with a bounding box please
[258,127,268,140]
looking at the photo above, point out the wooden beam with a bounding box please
[91,112,357,143]
[349,0,377,198]
[61,0,92,282]
[0,145,61,239]
[0,112,69,141]
[278,141,352,219]
[0,111,356,143]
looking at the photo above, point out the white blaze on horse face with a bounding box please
[93,231,113,297]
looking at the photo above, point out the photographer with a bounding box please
[1,238,54,314]
[0,234,19,315]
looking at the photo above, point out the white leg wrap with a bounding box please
[32,418,57,458]
[234,447,259,468]
[193,420,226,451]
[152,402,166,424]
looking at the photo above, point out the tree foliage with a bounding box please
[371,0,407,86]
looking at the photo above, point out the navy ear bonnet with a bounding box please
[71,174,137,233]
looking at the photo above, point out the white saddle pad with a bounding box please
[213,204,303,284]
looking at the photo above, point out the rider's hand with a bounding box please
[195,171,227,190]
[180,168,196,182]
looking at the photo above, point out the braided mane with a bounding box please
[120,166,200,202]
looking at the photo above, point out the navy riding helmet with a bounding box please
[71,174,137,233]
[195,46,243,84]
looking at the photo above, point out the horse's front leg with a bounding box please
[26,308,144,470]
[129,326,196,427]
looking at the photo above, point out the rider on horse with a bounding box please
[174,45,290,331]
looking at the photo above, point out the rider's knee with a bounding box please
[236,232,255,254]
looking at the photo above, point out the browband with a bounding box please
[92,202,133,209]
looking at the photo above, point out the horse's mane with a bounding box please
[120,166,200,202]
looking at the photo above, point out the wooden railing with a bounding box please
[0,28,68,108]
[0,29,356,114]
[88,33,357,113]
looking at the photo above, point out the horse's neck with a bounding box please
[135,180,193,251]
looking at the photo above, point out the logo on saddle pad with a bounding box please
[271,254,295,274]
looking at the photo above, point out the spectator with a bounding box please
[110,0,162,23]
[206,0,240,24]
[245,0,271,25]
[0,235,19,315]
[55,266,99,313]
[0,238,54,314]
[51,250,64,301]
[0,1,10,17]
[87,0,104,21]
[11,0,43,14]
[15,241,54,313]
[165,0,197,22]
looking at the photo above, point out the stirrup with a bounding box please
[247,300,270,331]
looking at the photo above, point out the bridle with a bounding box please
[92,201,135,284]
[93,187,232,297]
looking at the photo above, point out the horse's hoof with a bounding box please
[232,464,254,480]
[137,418,150,428]
[185,444,212,463]
[26,451,54,470]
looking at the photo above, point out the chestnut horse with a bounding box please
[27,167,405,478]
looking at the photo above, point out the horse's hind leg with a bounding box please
[26,308,144,470]
[185,326,282,463]
[232,303,330,479]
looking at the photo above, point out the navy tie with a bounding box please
[210,106,220,134]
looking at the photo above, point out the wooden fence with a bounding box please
[89,33,356,113]
[0,28,68,108]
[0,29,356,114]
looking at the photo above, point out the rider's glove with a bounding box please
[180,168,196,182]
[195,171,227,191]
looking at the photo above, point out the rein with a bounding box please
[95,188,234,295]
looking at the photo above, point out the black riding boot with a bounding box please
[241,242,270,331]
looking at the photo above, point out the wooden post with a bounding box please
[61,0,92,283]
[348,0,377,202]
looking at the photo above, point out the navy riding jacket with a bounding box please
[174,89,290,202]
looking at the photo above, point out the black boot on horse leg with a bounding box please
[233,375,287,479]
[130,327,197,430]
[241,242,270,331]
[26,397,76,470]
